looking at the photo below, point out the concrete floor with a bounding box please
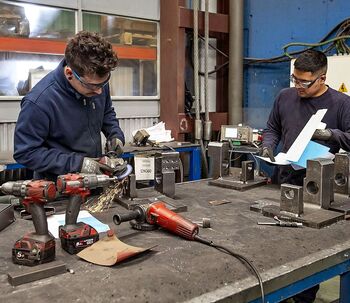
[315,276,339,303]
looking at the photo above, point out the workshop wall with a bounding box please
[243,0,350,129]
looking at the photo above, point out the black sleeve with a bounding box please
[262,93,282,150]
[329,99,350,151]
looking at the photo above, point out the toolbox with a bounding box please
[0,204,15,231]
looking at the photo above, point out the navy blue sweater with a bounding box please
[263,87,350,155]
[14,60,125,180]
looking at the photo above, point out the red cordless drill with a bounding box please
[56,173,114,254]
[113,201,199,240]
[0,180,56,266]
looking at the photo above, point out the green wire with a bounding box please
[282,35,350,58]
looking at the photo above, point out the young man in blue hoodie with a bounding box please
[14,31,125,180]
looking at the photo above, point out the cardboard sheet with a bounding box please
[77,233,155,266]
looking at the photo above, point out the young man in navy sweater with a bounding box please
[262,50,350,302]
[14,31,125,181]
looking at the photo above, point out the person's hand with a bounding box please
[312,129,333,141]
[80,157,113,174]
[105,137,124,157]
[259,146,275,162]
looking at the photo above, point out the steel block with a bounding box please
[154,152,179,198]
[303,158,334,209]
[240,160,254,182]
[208,142,229,179]
[334,152,350,195]
[280,184,303,215]
[126,174,137,199]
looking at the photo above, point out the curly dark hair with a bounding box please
[65,31,118,77]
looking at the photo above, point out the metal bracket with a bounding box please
[334,152,350,195]
[280,183,303,216]
[303,158,334,209]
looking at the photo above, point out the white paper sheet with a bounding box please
[132,122,174,143]
[256,152,290,165]
[258,109,328,166]
[285,109,327,162]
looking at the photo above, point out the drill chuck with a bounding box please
[0,180,56,201]
[57,173,113,194]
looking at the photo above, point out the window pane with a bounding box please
[83,12,158,97]
[0,53,62,96]
[0,1,75,40]
[0,2,75,96]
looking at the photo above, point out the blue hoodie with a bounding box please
[14,60,125,180]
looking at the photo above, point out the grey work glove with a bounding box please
[80,157,114,174]
[312,129,333,141]
[105,137,124,157]
[259,146,275,162]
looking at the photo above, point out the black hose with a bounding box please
[194,234,265,303]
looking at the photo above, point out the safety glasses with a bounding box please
[290,74,323,89]
[71,69,110,90]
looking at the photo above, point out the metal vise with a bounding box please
[303,158,334,209]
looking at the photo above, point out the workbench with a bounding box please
[1,180,350,302]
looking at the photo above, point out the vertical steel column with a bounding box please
[228,0,244,124]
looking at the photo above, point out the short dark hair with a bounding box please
[65,31,118,77]
[294,50,327,75]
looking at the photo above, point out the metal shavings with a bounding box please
[85,178,127,213]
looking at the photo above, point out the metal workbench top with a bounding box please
[1,180,350,302]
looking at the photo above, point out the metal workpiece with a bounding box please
[209,158,266,191]
[240,160,254,182]
[280,184,303,216]
[155,171,175,198]
[7,260,67,286]
[334,152,350,195]
[155,152,180,173]
[154,152,179,198]
[208,141,230,179]
[0,204,15,231]
[126,174,137,199]
[303,158,334,209]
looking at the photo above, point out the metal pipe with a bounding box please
[204,0,209,122]
[193,0,200,121]
[228,0,244,125]
[193,0,202,142]
[203,0,212,142]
